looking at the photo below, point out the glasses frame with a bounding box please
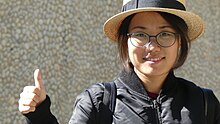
[127,31,179,48]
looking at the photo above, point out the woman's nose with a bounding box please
[145,37,160,51]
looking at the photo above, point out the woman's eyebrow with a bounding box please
[130,26,146,30]
[158,25,174,29]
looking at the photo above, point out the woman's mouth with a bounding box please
[143,57,165,63]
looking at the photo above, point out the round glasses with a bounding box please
[127,32,179,48]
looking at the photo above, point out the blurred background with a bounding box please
[0,0,219,123]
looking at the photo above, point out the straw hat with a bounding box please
[103,0,205,42]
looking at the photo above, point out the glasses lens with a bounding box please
[130,33,148,47]
[157,32,176,47]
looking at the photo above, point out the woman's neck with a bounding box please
[134,68,169,94]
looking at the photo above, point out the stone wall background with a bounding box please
[0,0,219,123]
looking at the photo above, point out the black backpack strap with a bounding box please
[201,87,215,124]
[201,88,208,124]
[98,81,117,124]
[103,81,117,113]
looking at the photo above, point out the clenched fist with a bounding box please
[18,69,46,114]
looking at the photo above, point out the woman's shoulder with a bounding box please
[174,76,209,97]
[175,76,218,100]
[76,81,116,104]
[175,76,200,89]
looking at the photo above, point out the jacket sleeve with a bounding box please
[69,83,105,124]
[24,95,59,124]
[68,90,98,124]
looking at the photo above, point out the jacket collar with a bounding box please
[118,69,178,97]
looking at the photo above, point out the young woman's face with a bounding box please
[128,12,180,77]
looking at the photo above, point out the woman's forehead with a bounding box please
[128,12,173,31]
[130,12,168,24]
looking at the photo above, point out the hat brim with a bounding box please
[103,8,205,42]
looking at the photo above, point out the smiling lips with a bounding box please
[143,57,165,63]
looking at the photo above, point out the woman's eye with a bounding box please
[160,32,172,37]
[135,33,146,37]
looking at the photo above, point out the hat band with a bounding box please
[122,0,186,12]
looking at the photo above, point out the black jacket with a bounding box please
[24,70,220,124]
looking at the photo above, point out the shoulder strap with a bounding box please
[103,81,117,113]
[201,88,208,124]
[98,81,117,124]
[201,87,215,124]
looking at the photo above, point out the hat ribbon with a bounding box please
[122,0,186,12]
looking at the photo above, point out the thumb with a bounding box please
[34,69,43,89]
[33,69,46,105]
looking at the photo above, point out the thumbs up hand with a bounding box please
[19,69,46,114]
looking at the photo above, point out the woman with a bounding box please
[19,0,220,123]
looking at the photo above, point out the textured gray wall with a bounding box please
[0,0,219,123]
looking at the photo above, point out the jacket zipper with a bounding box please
[152,100,162,124]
